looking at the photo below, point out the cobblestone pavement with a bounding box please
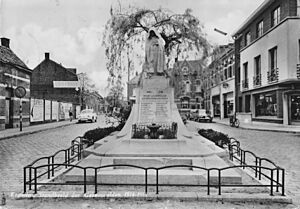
[0,115,108,193]
[187,121,300,206]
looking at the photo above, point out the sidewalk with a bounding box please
[213,117,300,133]
[0,120,77,140]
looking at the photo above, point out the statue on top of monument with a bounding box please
[143,28,166,77]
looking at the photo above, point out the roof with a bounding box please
[232,0,274,36]
[175,60,204,71]
[0,45,30,70]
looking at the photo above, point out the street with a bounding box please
[0,115,108,193]
[186,120,300,205]
[0,118,299,208]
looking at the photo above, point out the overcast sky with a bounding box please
[0,0,265,96]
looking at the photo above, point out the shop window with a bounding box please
[271,6,281,27]
[291,95,300,121]
[255,92,277,117]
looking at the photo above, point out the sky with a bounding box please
[0,0,265,97]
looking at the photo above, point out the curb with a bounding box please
[214,121,300,134]
[10,191,293,204]
[0,122,76,140]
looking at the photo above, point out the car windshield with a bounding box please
[81,109,93,114]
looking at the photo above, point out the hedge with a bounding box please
[198,129,230,148]
[83,122,125,146]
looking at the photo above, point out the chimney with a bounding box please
[45,52,50,60]
[1,38,10,48]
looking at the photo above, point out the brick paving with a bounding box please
[0,115,107,193]
[186,120,300,205]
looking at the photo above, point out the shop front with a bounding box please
[212,95,220,117]
[291,95,300,122]
[223,92,234,118]
[254,91,278,118]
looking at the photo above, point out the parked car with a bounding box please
[196,109,213,123]
[78,109,97,123]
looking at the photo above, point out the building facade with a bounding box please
[205,44,236,119]
[0,38,32,130]
[233,0,300,125]
[171,60,205,116]
[31,53,80,122]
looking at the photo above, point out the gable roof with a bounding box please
[175,60,204,71]
[0,45,30,71]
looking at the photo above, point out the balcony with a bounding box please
[297,64,300,79]
[253,74,261,87]
[195,86,202,93]
[267,68,278,83]
[242,79,249,90]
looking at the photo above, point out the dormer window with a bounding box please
[245,31,251,46]
[271,6,280,27]
[256,20,263,38]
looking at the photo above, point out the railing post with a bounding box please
[243,151,246,169]
[270,169,274,196]
[94,168,97,194]
[156,169,159,195]
[84,168,87,193]
[67,148,70,165]
[259,158,262,180]
[276,167,279,192]
[47,157,50,179]
[207,170,210,195]
[240,150,243,165]
[23,167,26,194]
[77,144,80,161]
[65,150,68,168]
[255,157,258,178]
[51,156,54,177]
[29,167,32,190]
[145,169,148,194]
[71,141,74,155]
[281,168,285,196]
[218,169,221,195]
[34,167,37,194]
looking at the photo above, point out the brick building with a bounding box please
[171,60,205,115]
[31,53,80,122]
[232,0,300,125]
[0,38,32,130]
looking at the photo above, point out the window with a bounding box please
[182,67,188,75]
[254,55,261,76]
[298,39,300,63]
[256,20,263,38]
[255,91,277,117]
[298,0,300,16]
[185,81,191,92]
[228,66,232,78]
[269,47,277,70]
[271,6,280,27]
[245,31,251,46]
[224,68,228,80]
[243,62,248,80]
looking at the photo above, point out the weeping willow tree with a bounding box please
[102,6,211,84]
